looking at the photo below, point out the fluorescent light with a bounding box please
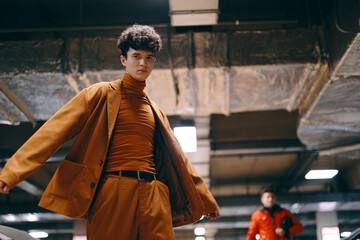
[169,0,219,26]
[25,213,39,222]
[29,231,48,238]
[171,13,218,26]
[170,0,218,11]
[73,236,87,240]
[321,227,340,240]
[340,232,352,238]
[2,214,17,222]
[305,169,338,179]
[194,227,206,236]
[174,127,197,152]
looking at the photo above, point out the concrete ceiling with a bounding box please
[0,0,360,239]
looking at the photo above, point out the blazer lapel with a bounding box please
[148,99,163,122]
[107,79,122,142]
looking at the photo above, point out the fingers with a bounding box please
[0,181,10,194]
[275,228,285,236]
[205,211,220,220]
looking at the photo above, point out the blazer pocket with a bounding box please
[50,159,86,199]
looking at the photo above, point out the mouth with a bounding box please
[137,69,148,73]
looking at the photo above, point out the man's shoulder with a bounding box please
[87,79,121,91]
[250,208,267,222]
[279,207,293,215]
[84,79,121,96]
[252,208,265,216]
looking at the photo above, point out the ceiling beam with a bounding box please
[215,191,360,207]
[274,150,319,192]
[320,143,360,156]
[0,80,37,127]
[211,146,304,156]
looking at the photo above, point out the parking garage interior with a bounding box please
[0,0,360,239]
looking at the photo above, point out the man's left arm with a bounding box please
[286,210,303,236]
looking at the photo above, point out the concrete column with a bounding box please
[316,211,339,240]
[73,219,87,239]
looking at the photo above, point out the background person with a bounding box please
[247,188,303,240]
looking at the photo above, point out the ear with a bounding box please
[120,55,127,67]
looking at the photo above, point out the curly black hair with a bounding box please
[117,24,162,58]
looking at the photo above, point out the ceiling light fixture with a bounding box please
[73,236,87,240]
[174,126,197,152]
[321,227,340,240]
[169,0,219,26]
[195,237,206,240]
[25,213,39,222]
[2,214,17,222]
[29,231,48,239]
[340,232,352,238]
[194,227,206,236]
[305,169,339,179]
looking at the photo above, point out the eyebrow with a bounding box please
[131,52,154,57]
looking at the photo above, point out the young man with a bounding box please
[247,188,303,240]
[0,24,219,239]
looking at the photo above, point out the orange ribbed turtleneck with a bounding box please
[104,73,156,173]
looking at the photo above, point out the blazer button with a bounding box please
[90,182,96,188]
[99,160,104,165]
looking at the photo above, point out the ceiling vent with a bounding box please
[169,0,219,26]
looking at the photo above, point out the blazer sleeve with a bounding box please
[0,87,91,188]
[158,108,219,214]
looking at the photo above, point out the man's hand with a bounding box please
[205,211,220,220]
[0,180,10,194]
[275,227,285,237]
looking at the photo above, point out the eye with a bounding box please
[133,55,140,59]
[147,56,156,62]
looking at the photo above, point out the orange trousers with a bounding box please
[86,174,175,240]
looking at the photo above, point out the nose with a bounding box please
[139,58,146,66]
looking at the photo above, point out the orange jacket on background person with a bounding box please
[0,79,219,227]
[247,204,303,240]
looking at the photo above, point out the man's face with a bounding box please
[120,48,156,81]
[261,192,276,208]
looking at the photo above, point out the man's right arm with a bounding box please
[246,213,259,240]
[0,87,91,190]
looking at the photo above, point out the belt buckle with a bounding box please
[137,171,142,180]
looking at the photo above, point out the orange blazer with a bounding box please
[0,79,219,227]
